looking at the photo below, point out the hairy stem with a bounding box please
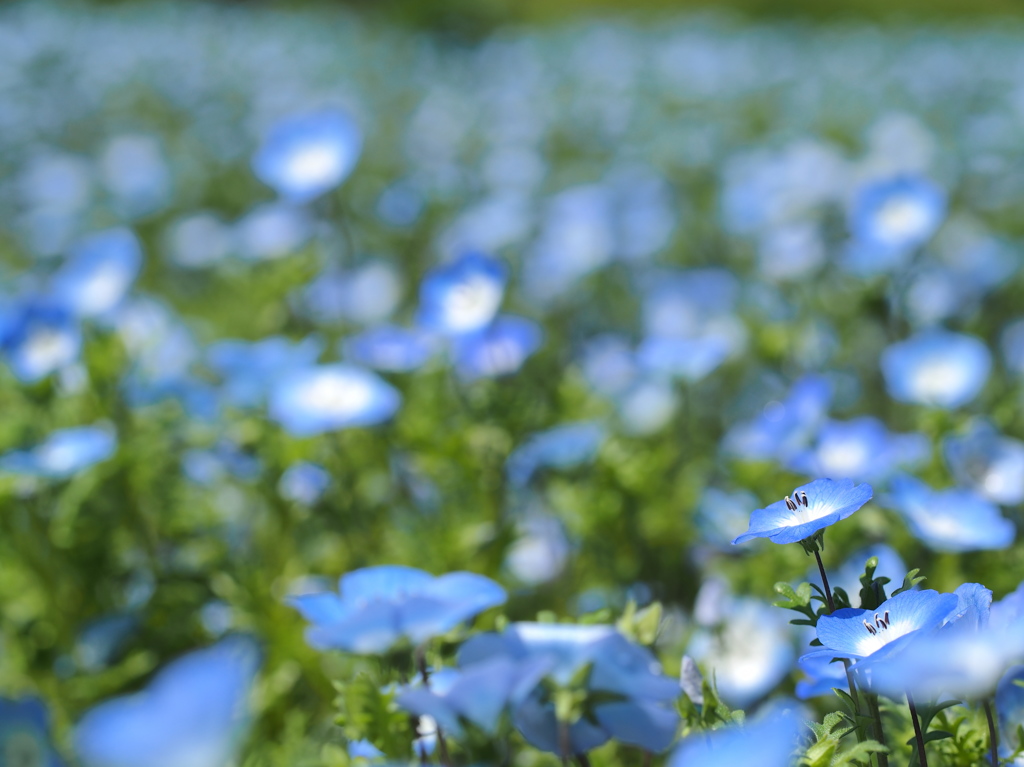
[907,693,929,767]
[984,699,1000,767]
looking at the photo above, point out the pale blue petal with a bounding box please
[595,700,680,752]
[340,566,433,604]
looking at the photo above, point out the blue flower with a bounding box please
[0,425,117,479]
[0,697,65,767]
[288,566,506,654]
[883,475,1015,553]
[880,330,991,409]
[252,110,362,203]
[944,420,1024,505]
[668,705,805,767]
[451,315,543,381]
[51,228,142,319]
[181,442,261,486]
[787,417,928,483]
[456,622,681,754]
[635,335,730,383]
[233,203,311,261]
[0,299,81,383]
[997,665,1024,760]
[505,515,570,585]
[796,651,849,699]
[348,739,385,761]
[268,364,401,436]
[724,375,832,463]
[278,461,330,505]
[1001,317,1024,377]
[75,636,261,767]
[732,478,873,546]
[506,422,605,487]
[848,175,946,256]
[342,326,437,373]
[207,335,323,408]
[416,253,508,337]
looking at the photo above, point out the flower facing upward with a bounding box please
[732,478,873,545]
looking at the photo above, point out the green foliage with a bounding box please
[803,711,888,767]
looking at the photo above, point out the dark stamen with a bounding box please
[863,620,877,635]
[798,491,808,506]
[785,496,797,511]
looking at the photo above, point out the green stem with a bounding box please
[984,699,1000,767]
[867,694,890,767]
[907,693,929,767]
[814,549,836,613]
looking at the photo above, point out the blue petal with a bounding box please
[396,688,463,736]
[307,602,402,654]
[340,566,433,604]
[287,592,350,626]
[595,700,680,752]
[419,572,507,614]
[947,583,993,631]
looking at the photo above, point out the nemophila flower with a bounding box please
[944,420,1024,505]
[288,566,506,654]
[51,228,142,319]
[635,334,730,382]
[848,175,946,255]
[75,614,138,673]
[732,478,872,546]
[417,253,508,337]
[0,697,65,767]
[787,417,928,483]
[505,514,570,585]
[252,110,362,203]
[268,364,401,436]
[456,622,681,754]
[757,221,825,281]
[99,134,171,217]
[883,475,1015,553]
[1001,318,1024,377]
[75,636,260,767]
[880,330,991,409]
[278,461,330,505]
[579,334,638,398]
[615,378,679,436]
[181,442,261,487]
[166,212,233,269]
[506,422,605,487]
[0,298,81,383]
[686,597,794,708]
[348,739,384,761]
[668,705,805,767]
[207,335,323,408]
[296,261,402,326]
[342,325,437,373]
[0,425,116,479]
[796,651,849,699]
[997,665,1024,762]
[233,203,311,261]
[451,315,543,381]
[724,375,832,462]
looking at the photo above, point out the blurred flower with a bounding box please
[505,514,570,585]
[578,334,638,398]
[451,315,542,381]
[796,651,849,699]
[252,109,362,203]
[0,298,81,383]
[883,475,1015,552]
[694,488,759,550]
[75,636,261,767]
[51,229,142,319]
[506,422,604,487]
[207,335,323,408]
[289,565,506,653]
[1001,317,1024,377]
[165,213,233,269]
[74,615,137,673]
[944,420,1024,505]
[757,222,825,281]
[268,364,401,436]
[635,335,729,383]
[997,665,1024,761]
[0,425,116,479]
[182,442,261,486]
[348,739,385,761]
[880,330,991,409]
[278,461,330,505]
[733,478,873,546]
[847,175,946,265]
[457,622,680,754]
[724,375,832,463]
[342,326,437,373]
[417,253,508,337]
[233,203,311,261]
[615,379,679,436]
[0,697,64,767]
[787,417,929,483]
[296,261,402,326]
[99,134,171,217]
[686,597,794,708]
[668,705,805,767]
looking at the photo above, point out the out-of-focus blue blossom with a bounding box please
[694,488,759,550]
[278,461,330,505]
[883,475,1015,552]
[796,651,849,699]
[166,213,233,269]
[687,597,794,708]
[417,253,508,337]
[847,176,946,264]
[51,229,142,319]
[758,222,825,281]
[458,622,680,754]
[348,739,385,761]
[268,364,401,436]
[377,180,424,228]
[182,442,261,486]
[1001,318,1024,377]
[787,417,929,483]
[578,335,638,398]
[252,110,362,203]
[506,422,604,487]
[505,514,570,586]
[992,581,1024,634]
[880,330,991,409]
[0,299,81,383]
[0,697,64,767]
[831,545,908,609]
[668,704,805,767]
[997,665,1024,761]
[0,424,116,479]
[635,335,730,383]
[724,375,832,463]
[342,326,437,373]
[452,315,542,381]
[75,636,261,767]
[944,420,1024,505]
[19,150,93,257]
[289,566,506,653]
[74,614,138,673]
[616,379,679,436]
[733,478,873,546]
[207,335,323,408]
[442,193,534,261]
[99,134,171,218]
[234,203,311,261]
[297,261,402,326]
[812,588,958,663]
